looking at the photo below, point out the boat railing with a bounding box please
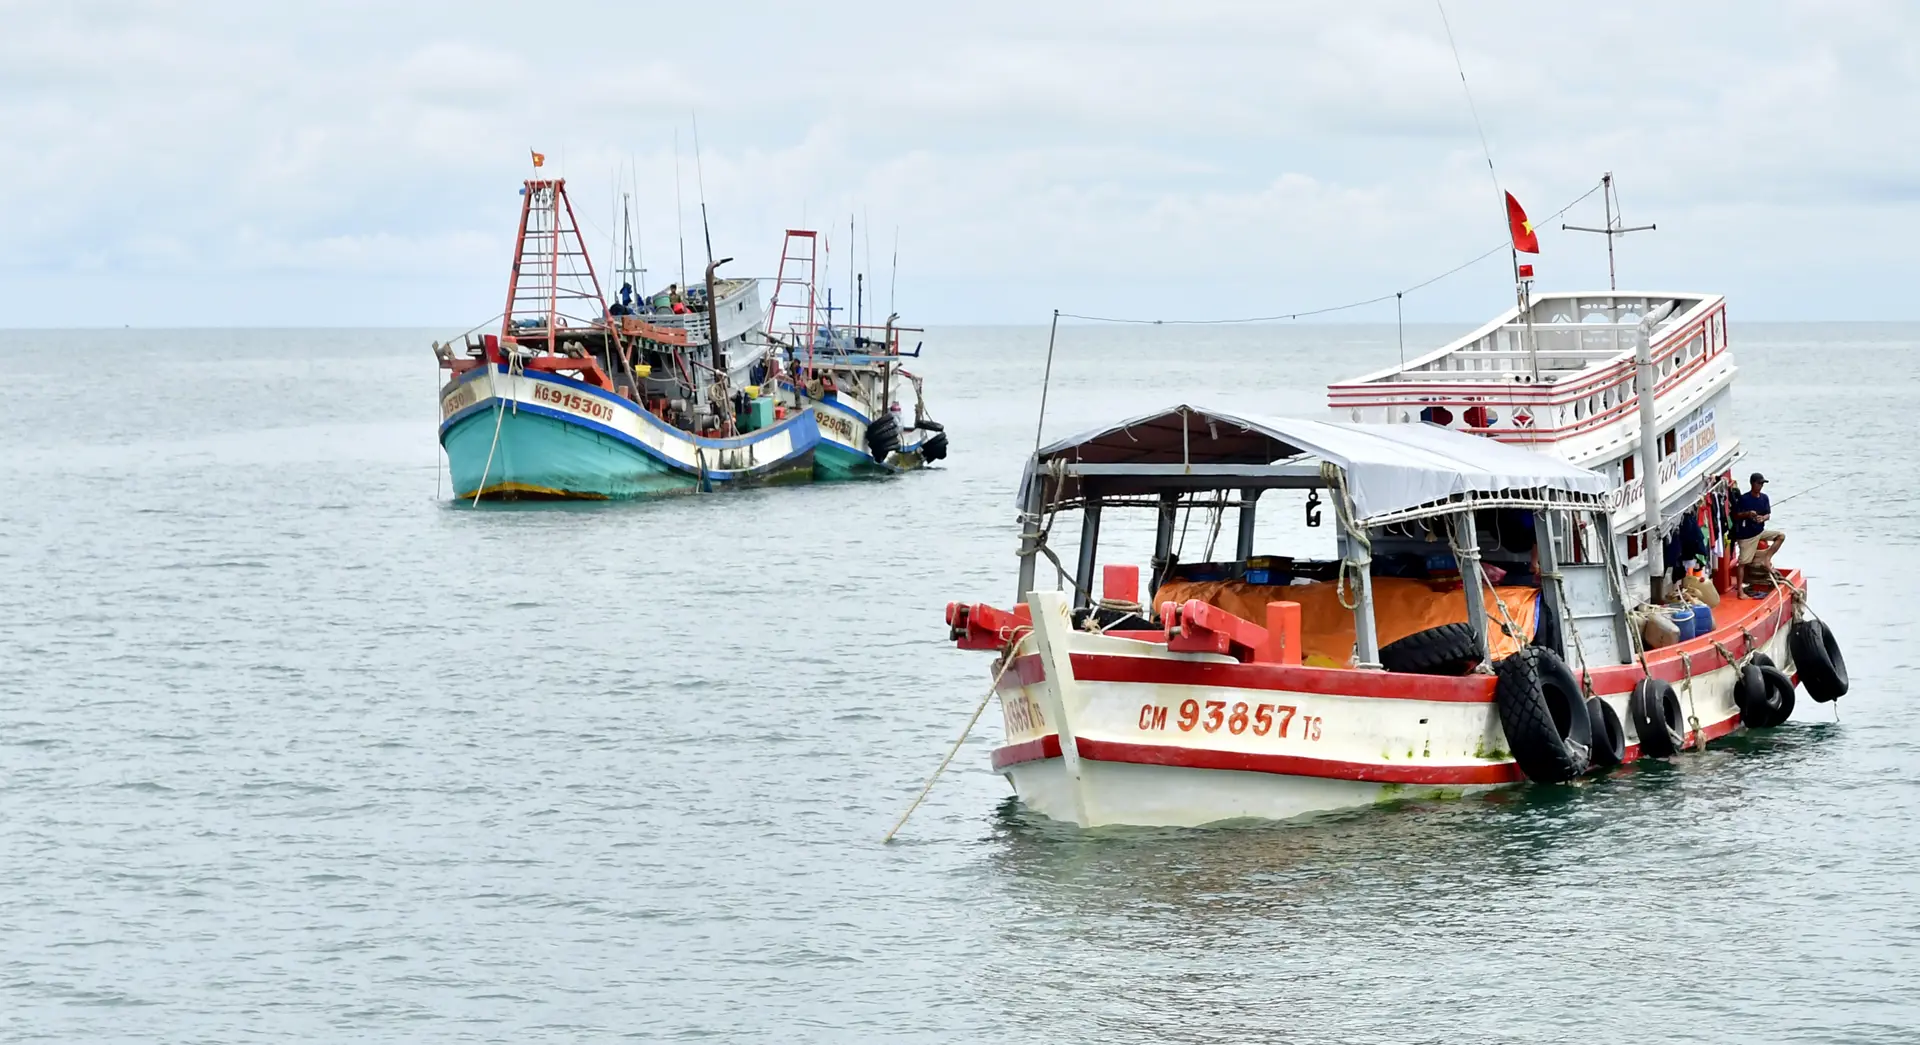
[1328,300,1732,442]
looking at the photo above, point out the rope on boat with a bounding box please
[883,627,1033,844]
[1678,651,1706,751]
[1017,459,1095,605]
[471,362,509,506]
[1322,463,1370,613]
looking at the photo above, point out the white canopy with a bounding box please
[1025,405,1610,523]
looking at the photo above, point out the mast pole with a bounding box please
[1603,173,1617,290]
[1635,301,1676,600]
[1563,172,1654,291]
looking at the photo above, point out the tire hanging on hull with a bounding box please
[1494,646,1592,783]
[1788,619,1848,702]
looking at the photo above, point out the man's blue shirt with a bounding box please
[1733,491,1770,540]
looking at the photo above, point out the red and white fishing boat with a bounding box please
[944,406,1850,828]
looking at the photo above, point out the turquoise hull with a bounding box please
[814,439,896,481]
[442,407,697,498]
[439,369,818,500]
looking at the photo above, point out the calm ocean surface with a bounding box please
[2,322,1916,1043]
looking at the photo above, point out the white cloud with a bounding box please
[0,0,1916,326]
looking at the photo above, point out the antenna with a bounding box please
[673,129,687,288]
[1562,172,1654,290]
[1437,0,1537,382]
[693,113,715,272]
[889,226,899,316]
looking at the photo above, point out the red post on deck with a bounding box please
[1261,602,1303,666]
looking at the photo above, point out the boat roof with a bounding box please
[1334,290,1724,388]
[1023,405,1610,524]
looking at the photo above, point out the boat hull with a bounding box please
[439,366,819,500]
[809,394,931,480]
[988,586,1798,829]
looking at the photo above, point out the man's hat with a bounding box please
[1750,472,1767,484]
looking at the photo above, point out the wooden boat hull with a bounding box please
[809,394,931,480]
[439,366,819,500]
[986,586,1797,829]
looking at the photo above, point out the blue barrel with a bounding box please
[1669,605,1697,640]
[1692,604,1714,637]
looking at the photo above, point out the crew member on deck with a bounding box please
[1733,472,1784,568]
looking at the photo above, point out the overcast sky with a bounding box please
[3,0,1913,328]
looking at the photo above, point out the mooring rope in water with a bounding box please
[883,628,1031,844]
[471,366,509,507]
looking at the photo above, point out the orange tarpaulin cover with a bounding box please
[1154,577,1539,667]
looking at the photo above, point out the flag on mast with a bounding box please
[1505,191,1539,254]
[530,149,546,169]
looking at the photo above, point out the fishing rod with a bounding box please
[1770,471,1862,507]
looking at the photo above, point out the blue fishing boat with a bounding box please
[763,229,950,479]
[435,177,818,500]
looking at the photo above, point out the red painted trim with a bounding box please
[1070,653,1500,702]
[991,733,1060,771]
[996,653,1046,694]
[1591,579,1795,690]
[1075,738,1524,785]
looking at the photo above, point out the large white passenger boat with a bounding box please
[1327,291,1738,592]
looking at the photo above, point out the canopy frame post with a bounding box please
[1014,473,1044,603]
[1234,488,1259,563]
[1073,499,1102,612]
[1534,508,1568,658]
[1339,518,1383,669]
[1453,511,1493,668]
[1147,491,1179,602]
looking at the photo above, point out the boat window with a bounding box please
[1420,405,1454,425]
[1573,399,1586,420]
[1623,455,1635,481]
[1464,405,1497,428]
[1663,430,1677,457]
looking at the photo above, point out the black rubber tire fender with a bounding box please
[1788,619,1849,702]
[1587,696,1625,768]
[1379,622,1481,676]
[1755,665,1797,727]
[921,430,949,462]
[1493,647,1593,783]
[916,419,945,433]
[865,415,901,461]
[1630,677,1687,758]
[1735,664,1771,728]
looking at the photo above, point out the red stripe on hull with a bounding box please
[995,653,1046,694]
[991,733,1060,771]
[1074,738,1525,785]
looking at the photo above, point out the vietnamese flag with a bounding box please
[530,150,546,168]
[1506,191,1539,254]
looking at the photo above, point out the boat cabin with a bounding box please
[1007,405,1632,675]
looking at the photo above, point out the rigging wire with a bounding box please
[1054,181,1601,326]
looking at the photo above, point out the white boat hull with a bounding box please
[987,589,1796,829]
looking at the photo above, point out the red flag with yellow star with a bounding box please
[1505,191,1539,254]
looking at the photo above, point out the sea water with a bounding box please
[2,323,1915,1042]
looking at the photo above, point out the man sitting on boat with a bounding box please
[1733,472,1784,569]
